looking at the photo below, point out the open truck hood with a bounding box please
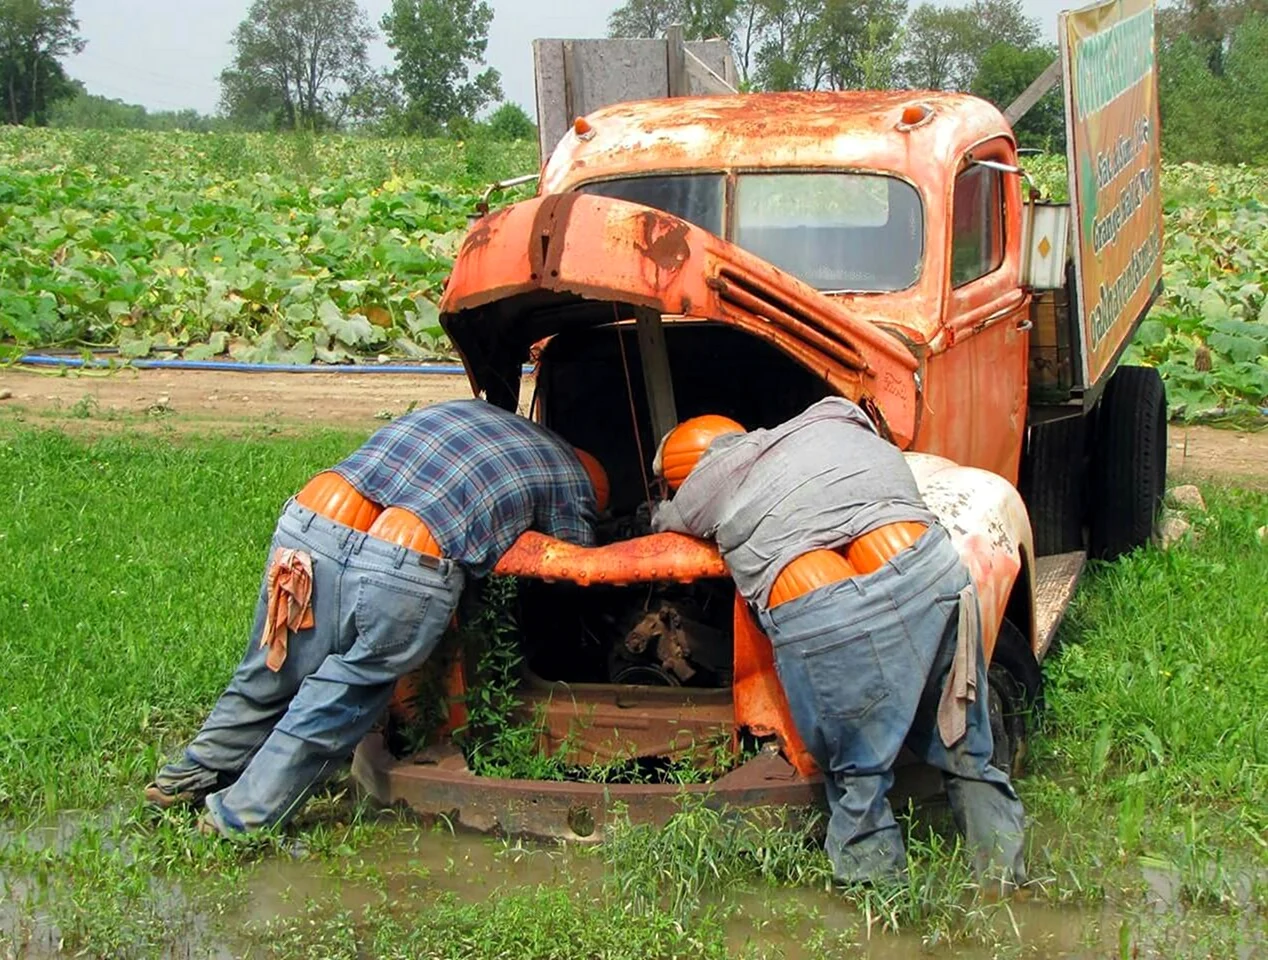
[439,193,921,447]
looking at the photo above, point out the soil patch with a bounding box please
[1,366,1263,485]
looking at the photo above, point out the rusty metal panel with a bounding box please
[731,594,818,776]
[917,314,1028,483]
[906,453,1033,660]
[442,193,921,448]
[1033,550,1086,658]
[516,678,734,764]
[352,734,823,842]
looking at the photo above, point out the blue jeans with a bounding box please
[757,524,1025,887]
[153,499,464,833]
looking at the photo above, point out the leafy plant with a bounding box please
[1027,155,1268,418]
[0,128,537,364]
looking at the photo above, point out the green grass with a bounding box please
[0,427,367,816]
[1,427,1266,958]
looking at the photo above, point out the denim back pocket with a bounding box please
[800,630,889,721]
[353,575,431,656]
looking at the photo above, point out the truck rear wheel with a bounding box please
[1018,413,1086,556]
[1089,365,1167,560]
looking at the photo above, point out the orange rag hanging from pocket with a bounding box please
[261,547,315,672]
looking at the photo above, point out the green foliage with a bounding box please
[450,576,553,779]
[219,0,376,132]
[608,0,738,40]
[479,101,536,142]
[1,431,1266,955]
[381,0,501,135]
[0,128,537,361]
[0,0,83,125]
[899,0,1039,90]
[1025,155,1268,415]
[972,43,1064,150]
[48,88,221,132]
[1032,485,1268,871]
[1159,13,1268,165]
[0,427,366,818]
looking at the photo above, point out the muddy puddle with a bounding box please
[1,812,1262,959]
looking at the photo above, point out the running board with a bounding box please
[1033,550,1086,659]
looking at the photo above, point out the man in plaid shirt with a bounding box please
[146,399,604,836]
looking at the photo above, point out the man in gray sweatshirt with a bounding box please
[651,397,1026,890]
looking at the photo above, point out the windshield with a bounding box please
[734,173,923,292]
[574,172,923,293]
[577,174,725,236]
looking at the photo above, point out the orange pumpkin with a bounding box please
[296,471,381,531]
[846,522,929,574]
[655,415,746,490]
[769,549,858,607]
[367,506,442,557]
[572,447,611,512]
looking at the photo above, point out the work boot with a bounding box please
[144,781,209,810]
[145,754,230,810]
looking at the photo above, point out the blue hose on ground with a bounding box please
[17,353,534,376]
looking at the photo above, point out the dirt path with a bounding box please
[1,366,1264,485]
[0,366,487,434]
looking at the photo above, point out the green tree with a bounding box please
[898,0,1037,90]
[219,0,375,131]
[817,0,907,90]
[1158,11,1268,162]
[608,0,738,42]
[382,0,502,135]
[48,84,218,130]
[752,0,833,90]
[482,101,537,141]
[0,0,83,125]
[971,43,1064,150]
[899,3,976,88]
[1224,13,1268,161]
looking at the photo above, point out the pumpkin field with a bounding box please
[1,128,1266,420]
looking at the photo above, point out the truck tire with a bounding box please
[1018,413,1086,556]
[1089,365,1167,561]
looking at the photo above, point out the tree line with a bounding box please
[2,0,1266,162]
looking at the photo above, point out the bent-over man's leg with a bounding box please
[904,581,1026,889]
[760,557,949,885]
[202,539,463,834]
[148,505,355,806]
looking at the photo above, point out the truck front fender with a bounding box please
[906,453,1035,660]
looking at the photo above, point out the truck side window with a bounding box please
[950,165,1004,287]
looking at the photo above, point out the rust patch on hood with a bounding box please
[635,210,691,280]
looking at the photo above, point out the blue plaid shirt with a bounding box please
[331,399,597,576]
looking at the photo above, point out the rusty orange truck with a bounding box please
[353,0,1167,838]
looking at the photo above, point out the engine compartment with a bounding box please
[513,321,832,689]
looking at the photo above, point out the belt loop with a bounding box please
[393,545,407,569]
[300,509,315,533]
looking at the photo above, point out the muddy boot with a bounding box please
[144,781,205,809]
[145,754,230,809]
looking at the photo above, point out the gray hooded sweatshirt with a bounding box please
[651,397,935,607]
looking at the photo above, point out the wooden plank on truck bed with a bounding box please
[534,37,738,159]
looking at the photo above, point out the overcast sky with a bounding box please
[65,0,1067,118]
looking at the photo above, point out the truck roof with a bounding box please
[540,90,1012,194]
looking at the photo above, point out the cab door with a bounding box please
[921,137,1030,482]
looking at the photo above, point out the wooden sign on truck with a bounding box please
[1060,0,1165,387]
